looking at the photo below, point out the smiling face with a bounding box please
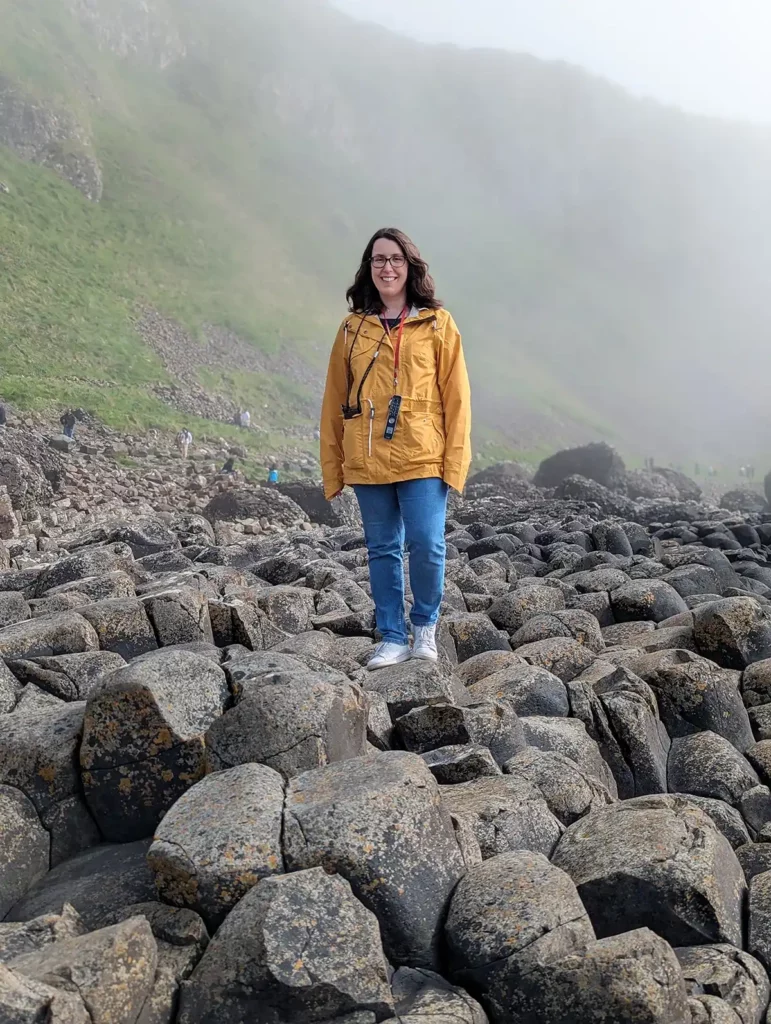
[371,236,408,310]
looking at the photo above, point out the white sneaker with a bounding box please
[411,625,438,662]
[367,641,411,671]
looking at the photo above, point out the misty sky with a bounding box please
[332,0,771,123]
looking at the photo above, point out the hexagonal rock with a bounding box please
[0,612,99,660]
[630,649,754,752]
[77,597,158,660]
[177,868,393,1024]
[742,658,771,708]
[676,943,770,1024]
[283,751,465,969]
[362,660,468,721]
[552,799,746,947]
[503,747,615,825]
[5,840,156,930]
[0,786,49,919]
[0,702,86,825]
[80,651,229,842]
[10,916,158,1024]
[149,764,284,930]
[141,587,214,646]
[396,700,525,766]
[514,637,597,681]
[445,851,595,1022]
[668,731,759,805]
[386,966,487,1024]
[625,794,751,852]
[7,651,125,702]
[749,871,771,975]
[34,543,134,597]
[520,716,617,796]
[694,598,771,670]
[254,586,317,634]
[610,579,688,624]
[488,586,565,632]
[440,776,562,859]
[0,962,91,1022]
[0,904,86,964]
[467,662,569,717]
[454,650,526,687]
[511,608,605,654]
[422,745,501,784]
[441,612,511,662]
[563,567,631,594]
[205,677,367,779]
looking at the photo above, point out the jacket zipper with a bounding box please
[366,398,375,456]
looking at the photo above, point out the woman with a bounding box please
[320,228,471,670]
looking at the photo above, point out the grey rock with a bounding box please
[6,840,157,930]
[141,587,214,646]
[80,651,229,841]
[10,916,158,1024]
[611,579,689,622]
[750,871,771,975]
[454,650,526,687]
[552,799,746,947]
[736,843,771,884]
[442,612,511,662]
[206,677,367,779]
[503,747,615,825]
[677,943,769,1024]
[7,651,126,701]
[521,715,618,796]
[0,786,49,919]
[668,731,759,804]
[510,608,605,654]
[440,776,562,859]
[396,701,525,766]
[514,636,598,681]
[34,544,134,597]
[445,851,595,1022]
[467,662,569,717]
[0,612,98,659]
[149,764,285,931]
[742,659,771,708]
[0,962,90,1022]
[422,745,501,784]
[0,591,30,628]
[488,587,565,632]
[177,868,392,1024]
[283,751,465,969]
[78,597,158,659]
[0,904,85,964]
[694,598,771,670]
[362,660,468,720]
[385,966,487,1024]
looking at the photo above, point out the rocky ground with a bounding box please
[4,437,771,1021]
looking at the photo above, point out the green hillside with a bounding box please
[1,0,770,464]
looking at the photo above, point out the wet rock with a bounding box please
[283,751,465,969]
[552,799,745,947]
[80,651,229,841]
[178,868,392,1024]
[149,764,285,931]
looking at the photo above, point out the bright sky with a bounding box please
[331,0,771,122]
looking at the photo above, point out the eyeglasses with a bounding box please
[370,254,406,269]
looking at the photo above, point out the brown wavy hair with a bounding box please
[346,228,442,313]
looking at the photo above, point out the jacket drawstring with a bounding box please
[366,398,374,457]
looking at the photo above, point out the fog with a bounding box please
[332,0,771,123]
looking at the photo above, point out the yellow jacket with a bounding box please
[320,307,472,499]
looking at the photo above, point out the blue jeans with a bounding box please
[354,478,449,645]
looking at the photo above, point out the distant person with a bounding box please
[176,428,193,459]
[240,409,251,429]
[60,409,76,438]
[313,427,321,442]
[221,457,236,474]
[0,404,6,428]
[267,464,279,486]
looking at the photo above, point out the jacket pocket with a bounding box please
[394,399,445,470]
[342,417,364,471]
